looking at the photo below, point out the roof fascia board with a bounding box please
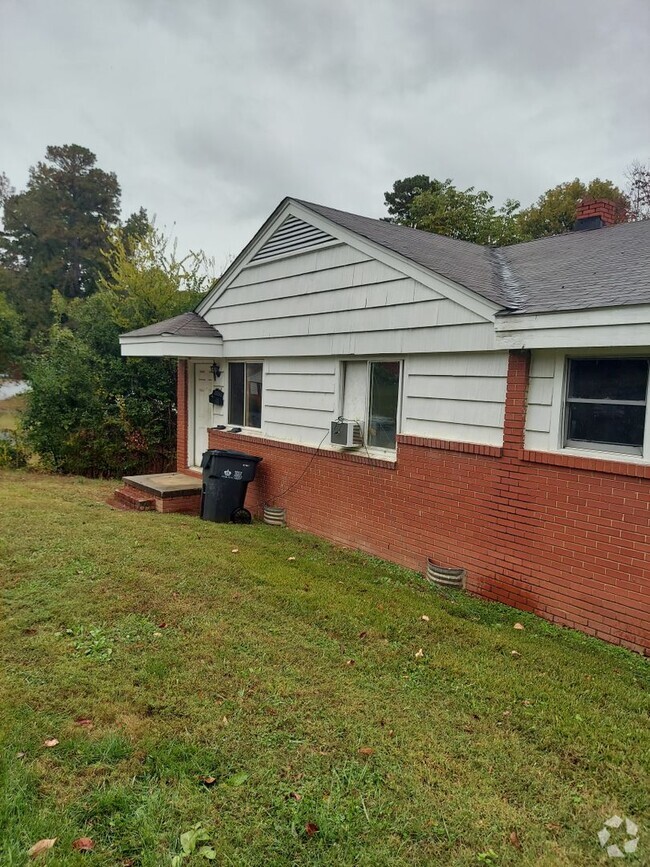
[495,304,650,333]
[197,198,500,323]
[494,304,650,350]
[119,334,223,358]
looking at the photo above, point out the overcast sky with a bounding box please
[2,0,649,267]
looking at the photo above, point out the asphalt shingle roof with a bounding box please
[122,312,222,339]
[296,199,650,316]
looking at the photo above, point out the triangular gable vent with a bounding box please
[250,215,335,262]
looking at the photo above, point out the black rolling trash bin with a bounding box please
[200,449,262,524]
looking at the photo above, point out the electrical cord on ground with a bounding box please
[266,428,330,506]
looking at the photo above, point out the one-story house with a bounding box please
[119,197,650,654]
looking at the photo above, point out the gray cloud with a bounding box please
[1,0,648,264]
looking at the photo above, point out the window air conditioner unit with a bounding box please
[330,420,363,448]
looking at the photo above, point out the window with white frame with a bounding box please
[342,360,402,450]
[564,357,649,455]
[228,362,263,428]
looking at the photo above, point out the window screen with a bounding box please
[368,361,400,449]
[565,358,648,453]
[228,362,262,428]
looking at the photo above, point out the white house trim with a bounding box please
[120,334,223,358]
[495,304,650,349]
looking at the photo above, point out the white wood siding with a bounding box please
[263,357,337,446]
[402,352,509,446]
[524,351,558,451]
[206,242,495,358]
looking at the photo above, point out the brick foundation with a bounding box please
[176,354,649,653]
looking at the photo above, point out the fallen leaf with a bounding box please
[546,822,561,833]
[16,751,26,758]
[72,837,94,852]
[153,632,162,638]
[28,838,57,858]
[199,776,216,786]
[513,622,525,630]
[42,738,59,748]
[74,718,93,728]
[158,622,167,628]
[287,556,296,561]
[345,659,355,666]
[231,548,239,554]
[510,650,521,657]
[289,792,302,801]
[358,747,375,756]
[358,631,368,639]
[420,615,430,622]
[222,716,228,726]
[415,648,424,659]
[305,822,319,836]
[509,830,522,849]
[522,700,532,707]
[502,710,512,717]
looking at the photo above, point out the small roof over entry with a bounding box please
[119,312,223,358]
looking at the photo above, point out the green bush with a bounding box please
[0,431,28,468]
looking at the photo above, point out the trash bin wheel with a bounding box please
[231,507,252,524]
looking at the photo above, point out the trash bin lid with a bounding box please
[201,448,262,463]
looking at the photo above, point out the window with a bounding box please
[229,362,262,428]
[340,359,402,451]
[565,358,648,454]
[368,361,401,449]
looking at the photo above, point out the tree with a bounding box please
[517,178,628,240]
[408,181,521,245]
[0,172,14,211]
[23,227,212,477]
[384,175,439,225]
[0,292,24,373]
[97,224,213,331]
[1,145,121,335]
[625,160,650,221]
[385,176,521,244]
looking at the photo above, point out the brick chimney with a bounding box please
[574,198,626,231]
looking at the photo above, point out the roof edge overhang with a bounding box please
[494,303,650,350]
[119,333,224,358]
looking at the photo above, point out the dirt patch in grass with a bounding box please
[0,470,648,866]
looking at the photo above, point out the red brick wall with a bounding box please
[187,352,649,654]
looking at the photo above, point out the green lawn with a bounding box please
[0,471,647,866]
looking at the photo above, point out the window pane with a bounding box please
[368,361,400,449]
[567,402,646,448]
[245,363,263,428]
[228,363,244,425]
[568,359,648,401]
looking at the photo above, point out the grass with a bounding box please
[0,470,648,866]
[0,393,26,432]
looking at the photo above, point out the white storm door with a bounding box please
[193,362,213,466]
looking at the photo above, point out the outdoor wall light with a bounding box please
[210,362,222,380]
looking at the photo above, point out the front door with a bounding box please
[192,363,213,467]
